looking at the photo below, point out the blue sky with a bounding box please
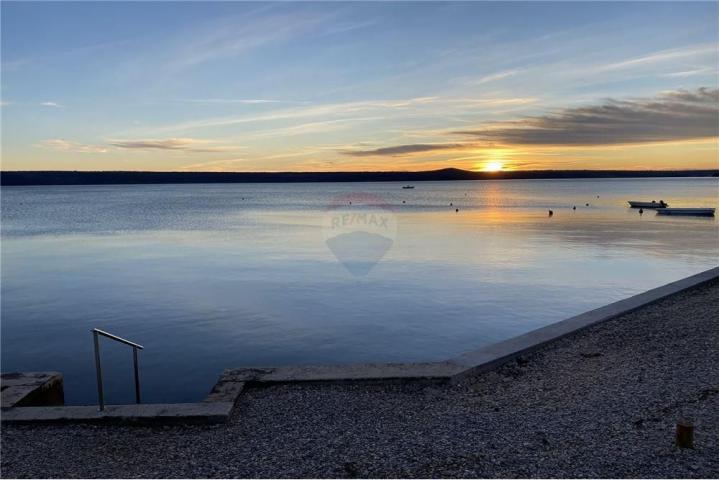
[2,2,718,171]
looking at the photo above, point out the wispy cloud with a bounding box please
[596,44,717,72]
[663,67,717,78]
[344,143,467,157]
[464,69,523,86]
[39,137,237,154]
[108,138,236,153]
[38,139,108,153]
[245,117,379,139]
[172,98,307,105]
[162,9,372,72]
[41,101,62,108]
[139,95,534,138]
[455,88,719,146]
[148,97,439,133]
[446,97,538,107]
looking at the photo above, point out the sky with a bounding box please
[1,1,718,172]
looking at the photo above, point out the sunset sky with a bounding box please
[1,2,718,172]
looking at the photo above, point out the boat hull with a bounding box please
[656,208,715,217]
[628,201,667,208]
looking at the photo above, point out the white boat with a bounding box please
[656,208,715,217]
[628,200,667,208]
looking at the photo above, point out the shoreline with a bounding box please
[2,277,718,477]
[2,169,718,186]
[4,267,717,424]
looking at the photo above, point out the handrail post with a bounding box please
[93,330,105,411]
[91,328,143,410]
[132,346,141,404]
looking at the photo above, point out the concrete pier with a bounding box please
[1,372,64,409]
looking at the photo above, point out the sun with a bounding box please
[482,161,504,172]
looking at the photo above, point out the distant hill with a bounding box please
[1,168,718,186]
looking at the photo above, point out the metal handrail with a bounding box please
[92,328,144,411]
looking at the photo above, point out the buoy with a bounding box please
[586,203,589,207]
[548,210,554,217]
[402,200,406,204]
[572,206,576,210]
[455,208,459,213]
[450,202,453,206]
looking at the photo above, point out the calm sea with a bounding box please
[2,178,718,404]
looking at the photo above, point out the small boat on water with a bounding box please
[628,200,668,209]
[402,185,415,189]
[656,208,715,217]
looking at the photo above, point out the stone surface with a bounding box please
[222,361,461,385]
[2,402,233,425]
[1,372,64,409]
[203,380,246,404]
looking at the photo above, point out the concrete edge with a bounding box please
[3,266,717,425]
[1,402,234,425]
[1,372,64,409]
[447,265,719,381]
[224,266,719,387]
[3,373,247,425]
[219,362,462,386]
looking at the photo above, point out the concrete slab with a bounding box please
[203,380,246,403]
[1,402,233,425]
[1,372,64,409]
[221,362,462,385]
[222,266,719,388]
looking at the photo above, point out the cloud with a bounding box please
[245,117,379,139]
[465,69,523,86]
[454,88,719,146]
[39,139,108,153]
[109,138,201,150]
[663,67,717,78]
[596,44,717,72]
[173,98,307,105]
[149,97,439,133]
[39,137,236,154]
[344,143,466,157]
[41,101,62,107]
[164,9,356,71]
[108,138,234,153]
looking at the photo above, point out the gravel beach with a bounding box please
[2,280,718,478]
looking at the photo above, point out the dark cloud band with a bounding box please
[344,143,464,157]
[343,88,718,157]
[455,87,719,146]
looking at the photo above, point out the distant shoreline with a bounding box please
[1,168,718,186]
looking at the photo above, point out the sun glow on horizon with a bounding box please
[482,161,505,172]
